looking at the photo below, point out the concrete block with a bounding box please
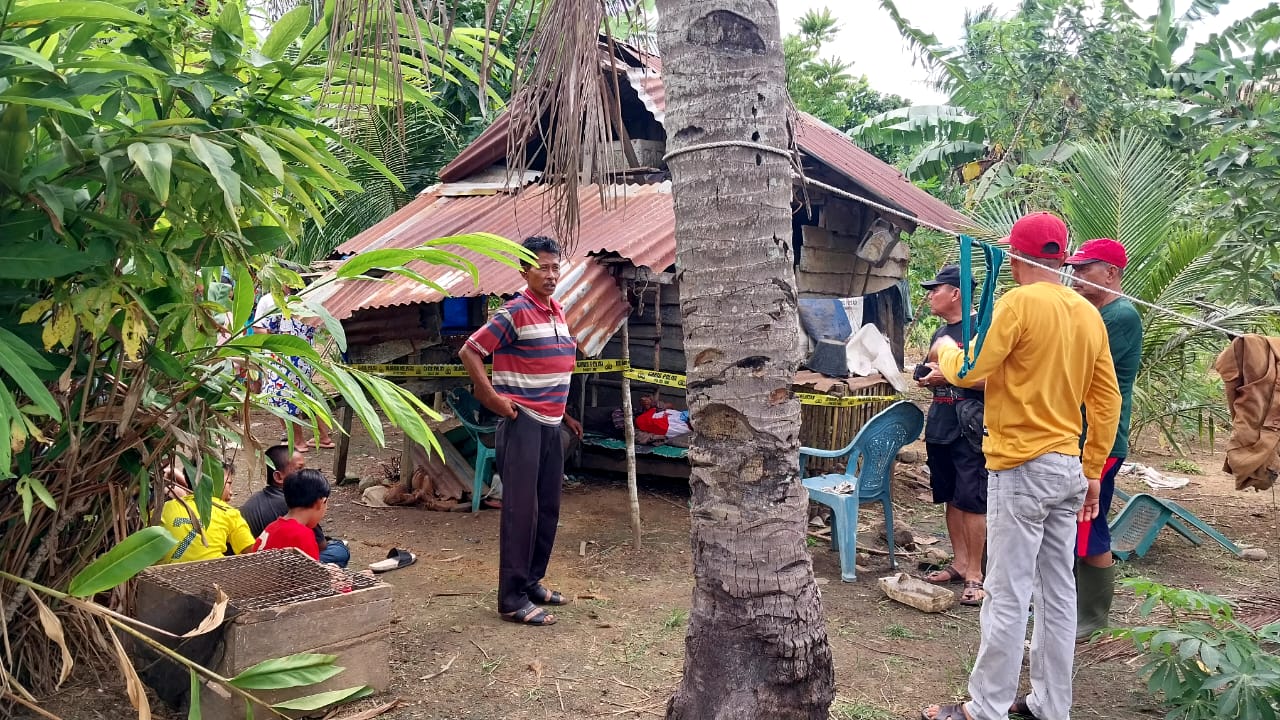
[878,572,957,613]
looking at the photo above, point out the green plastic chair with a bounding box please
[1109,491,1240,560]
[445,387,499,513]
[800,400,924,582]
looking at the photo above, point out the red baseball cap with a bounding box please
[1065,238,1128,270]
[1007,211,1068,260]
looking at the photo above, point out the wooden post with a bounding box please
[333,403,354,483]
[621,317,642,549]
[652,283,662,406]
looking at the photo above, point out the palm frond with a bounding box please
[877,0,969,92]
[1061,129,1193,284]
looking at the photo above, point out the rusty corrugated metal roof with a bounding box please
[315,183,676,356]
[790,112,969,231]
[441,50,967,232]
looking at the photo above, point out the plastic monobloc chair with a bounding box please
[799,400,924,582]
[445,387,499,513]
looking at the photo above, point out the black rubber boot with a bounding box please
[1076,562,1116,641]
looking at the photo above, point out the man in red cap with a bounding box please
[921,212,1121,720]
[1065,238,1142,640]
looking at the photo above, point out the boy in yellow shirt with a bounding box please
[921,212,1120,720]
[159,462,255,563]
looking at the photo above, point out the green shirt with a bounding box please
[1099,298,1142,457]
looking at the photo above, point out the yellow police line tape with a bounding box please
[348,361,899,408]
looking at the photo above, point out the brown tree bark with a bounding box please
[654,2,835,718]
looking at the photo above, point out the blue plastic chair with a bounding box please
[445,387,499,513]
[800,400,924,582]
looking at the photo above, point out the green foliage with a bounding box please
[1165,459,1204,475]
[663,608,688,630]
[230,653,346,690]
[66,527,177,597]
[972,132,1279,449]
[784,8,908,133]
[878,0,1167,199]
[1113,579,1280,720]
[851,105,987,181]
[0,0,527,695]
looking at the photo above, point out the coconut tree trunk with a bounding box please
[654,2,834,718]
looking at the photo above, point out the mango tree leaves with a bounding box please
[260,6,311,60]
[67,526,177,597]
[189,135,241,215]
[126,143,172,204]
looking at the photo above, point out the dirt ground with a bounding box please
[32,404,1280,720]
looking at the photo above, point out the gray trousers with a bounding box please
[967,453,1086,720]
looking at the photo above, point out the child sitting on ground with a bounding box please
[252,469,329,561]
[159,462,255,563]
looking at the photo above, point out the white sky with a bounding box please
[776,0,1275,105]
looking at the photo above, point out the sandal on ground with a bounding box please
[960,580,985,606]
[920,702,971,720]
[529,584,570,606]
[1010,696,1041,720]
[924,565,964,584]
[482,497,502,509]
[500,602,557,626]
[314,440,336,449]
[369,548,416,574]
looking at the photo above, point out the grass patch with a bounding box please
[885,623,915,639]
[662,608,688,630]
[830,700,896,720]
[1163,458,1203,475]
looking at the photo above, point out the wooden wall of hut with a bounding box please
[587,278,687,415]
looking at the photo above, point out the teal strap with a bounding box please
[958,234,1005,379]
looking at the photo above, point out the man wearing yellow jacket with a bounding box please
[921,211,1121,720]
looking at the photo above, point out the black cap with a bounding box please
[920,264,972,290]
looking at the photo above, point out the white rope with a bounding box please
[662,140,795,163]
[662,140,1246,339]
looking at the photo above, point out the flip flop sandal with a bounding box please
[530,585,570,606]
[501,602,557,626]
[369,548,416,573]
[924,565,964,584]
[960,580,985,606]
[315,442,337,449]
[1010,697,1042,720]
[920,702,970,720]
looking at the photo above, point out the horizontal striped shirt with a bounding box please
[465,293,577,424]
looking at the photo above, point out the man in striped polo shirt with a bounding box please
[460,236,583,626]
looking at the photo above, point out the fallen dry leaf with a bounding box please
[107,623,151,720]
[31,592,73,687]
[181,587,229,637]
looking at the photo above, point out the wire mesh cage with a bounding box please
[139,550,383,612]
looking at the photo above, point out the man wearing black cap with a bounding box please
[916,265,987,607]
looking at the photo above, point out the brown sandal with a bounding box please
[960,580,985,606]
[925,565,964,584]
